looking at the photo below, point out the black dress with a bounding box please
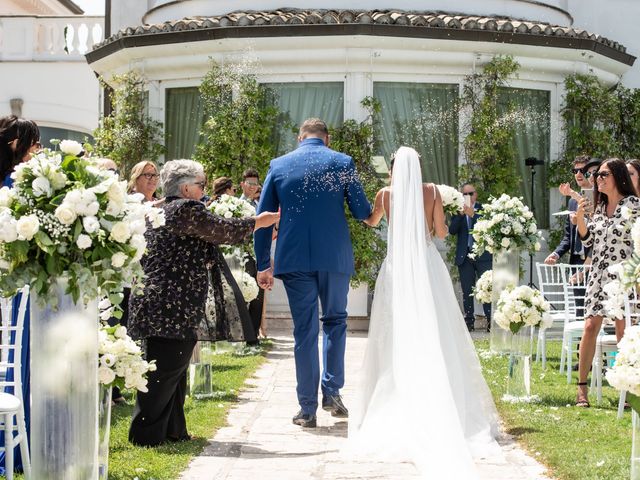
[128,197,255,446]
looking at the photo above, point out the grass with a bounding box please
[476,338,632,480]
[106,341,272,480]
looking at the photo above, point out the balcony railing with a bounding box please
[0,15,103,61]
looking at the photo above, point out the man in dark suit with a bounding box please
[254,118,372,428]
[544,155,593,266]
[239,168,265,337]
[449,183,492,332]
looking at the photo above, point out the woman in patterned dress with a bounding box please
[128,159,279,446]
[575,158,640,407]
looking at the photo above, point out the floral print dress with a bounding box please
[581,196,640,321]
[128,197,256,341]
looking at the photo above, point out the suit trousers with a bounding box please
[458,254,492,326]
[129,337,196,446]
[280,271,350,415]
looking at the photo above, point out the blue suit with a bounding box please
[255,138,371,415]
[553,198,585,264]
[449,202,492,327]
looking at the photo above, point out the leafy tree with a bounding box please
[195,61,279,183]
[93,72,165,177]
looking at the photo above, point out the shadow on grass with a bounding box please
[506,426,541,437]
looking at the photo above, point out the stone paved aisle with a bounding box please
[181,330,553,480]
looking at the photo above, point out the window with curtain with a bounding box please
[39,126,91,149]
[264,82,344,155]
[498,88,551,228]
[165,87,204,161]
[373,82,459,186]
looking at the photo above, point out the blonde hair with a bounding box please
[128,161,159,193]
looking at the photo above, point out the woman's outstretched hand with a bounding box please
[254,211,280,230]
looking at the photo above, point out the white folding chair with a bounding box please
[0,287,31,480]
[607,289,640,418]
[559,264,591,383]
[535,263,572,369]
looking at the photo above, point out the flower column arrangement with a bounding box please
[471,194,542,353]
[0,140,164,479]
[98,323,156,479]
[494,285,551,402]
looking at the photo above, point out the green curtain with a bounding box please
[165,87,203,161]
[265,82,344,155]
[373,82,459,186]
[498,88,551,228]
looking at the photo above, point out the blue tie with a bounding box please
[467,215,474,249]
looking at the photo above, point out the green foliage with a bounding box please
[195,60,280,183]
[330,98,387,289]
[93,72,165,177]
[459,55,521,202]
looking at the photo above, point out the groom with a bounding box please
[255,118,372,428]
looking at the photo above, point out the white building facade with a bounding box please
[87,0,638,315]
[0,0,103,146]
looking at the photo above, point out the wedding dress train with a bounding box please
[347,147,500,478]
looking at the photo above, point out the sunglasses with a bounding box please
[594,171,612,180]
[193,181,207,189]
[571,168,585,174]
[462,192,476,196]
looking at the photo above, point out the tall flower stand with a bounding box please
[490,248,520,354]
[30,280,99,480]
[503,326,534,402]
[97,384,112,480]
[188,341,214,399]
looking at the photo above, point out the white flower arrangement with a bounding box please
[0,141,165,308]
[471,194,541,256]
[208,194,255,256]
[494,285,552,334]
[472,270,493,304]
[232,269,259,303]
[436,184,464,217]
[98,323,156,392]
[605,325,640,412]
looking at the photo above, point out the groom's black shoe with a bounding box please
[292,410,317,428]
[322,394,349,418]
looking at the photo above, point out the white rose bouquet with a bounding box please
[0,140,165,309]
[494,285,552,334]
[208,194,255,256]
[471,194,541,256]
[605,325,640,412]
[232,269,259,303]
[436,184,464,217]
[472,270,493,304]
[98,323,156,392]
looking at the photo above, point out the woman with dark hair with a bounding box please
[211,176,235,200]
[0,115,39,475]
[575,158,640,407]
[627,159,640,195]
[0,115,40,186]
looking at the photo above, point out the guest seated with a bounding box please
[127,159,278,446]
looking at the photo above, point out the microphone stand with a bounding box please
[524,157,544,289]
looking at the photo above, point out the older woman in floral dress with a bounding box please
[128,159,278,446]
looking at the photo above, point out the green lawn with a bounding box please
[476,338,632,480]
[107,342,271,480]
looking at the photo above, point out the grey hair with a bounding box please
[160,159,205,197]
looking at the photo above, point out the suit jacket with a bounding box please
[554,198,583,259]
[254,138,372,276]
[448,202,492,266]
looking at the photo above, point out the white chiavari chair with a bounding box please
[560,264,591,383]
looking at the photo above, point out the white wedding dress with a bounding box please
[347,147,500,478]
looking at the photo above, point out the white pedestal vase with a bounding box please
[503,326,534,402]
[490,248,520,354]
[30,279,99,480]
[97,384,112,480]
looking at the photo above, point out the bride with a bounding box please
[348,146,500,478]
